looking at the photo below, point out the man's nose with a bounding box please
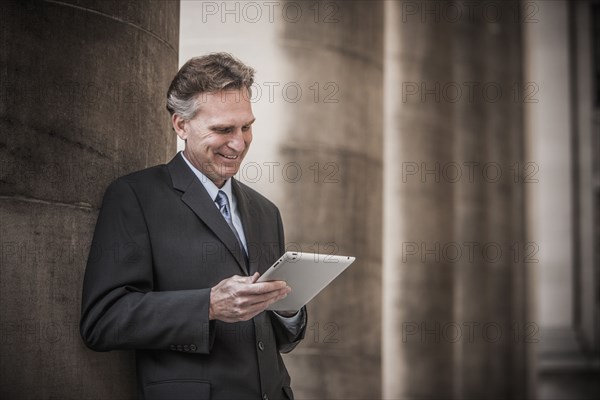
[228,129,246,152]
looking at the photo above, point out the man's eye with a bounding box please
[215,128,231,134]
[242,126,251,132]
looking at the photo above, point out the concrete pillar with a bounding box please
[0,1,179,398]
[178,1,384,397]
[524,0,575,339]
[383,1,455,396]
[451,2,528,398]
[276,2,384,398]
[383,1,529,398]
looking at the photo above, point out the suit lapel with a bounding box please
[232,179,260,275]
[168,154,248,275]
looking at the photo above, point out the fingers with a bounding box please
[229,286,289,309]
[242,280,288,295]
[246,286,290,306]
[217,275,288,299]
[224,276,287,296]
[229,285,290,320]
[211,274,292,322]
[238,288,290,320]
[218,288,288,323]
[225,275,286,294]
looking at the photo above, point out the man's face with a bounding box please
[176,89,254,188]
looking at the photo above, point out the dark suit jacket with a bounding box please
[80,153,306,400]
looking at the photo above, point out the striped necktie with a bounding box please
[215,190,247,259]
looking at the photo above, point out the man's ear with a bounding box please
[172,114,188,140]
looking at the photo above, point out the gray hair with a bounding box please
[166,53,255,120]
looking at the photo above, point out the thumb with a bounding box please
[249,272,260,283]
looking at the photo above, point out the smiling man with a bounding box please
[80,53,307,400]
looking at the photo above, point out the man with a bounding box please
[80,53,307,400]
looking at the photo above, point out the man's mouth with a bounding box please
[217,153,239,160]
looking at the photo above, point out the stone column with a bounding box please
[451,2,528,398]
[276,2,384,398]
[0,1,179,398]
[383,1,529,398]
[383,1,456,396]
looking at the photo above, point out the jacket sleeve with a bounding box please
[80,179,214,354]
[269,308,307,353]
[267,209,307,353]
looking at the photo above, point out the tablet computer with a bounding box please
[257,251,356,311]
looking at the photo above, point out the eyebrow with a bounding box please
[208,118,256,130]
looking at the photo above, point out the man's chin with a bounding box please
[204,161,236,173]
[215,167,240,181]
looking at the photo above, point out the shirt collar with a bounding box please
[180,151,235,206]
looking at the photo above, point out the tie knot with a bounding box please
[215,190,229,208]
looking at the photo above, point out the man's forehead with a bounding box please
[193,89,254,121]
[204,116,256,127]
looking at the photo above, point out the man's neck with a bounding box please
[182,150,227,188]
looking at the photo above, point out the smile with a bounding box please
[218,153,238,160]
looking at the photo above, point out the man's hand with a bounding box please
[209,272,291,322]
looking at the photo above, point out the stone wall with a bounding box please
[0,1,179,397]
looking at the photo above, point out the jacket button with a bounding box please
[190,344,197,351]
[258,341,265,351]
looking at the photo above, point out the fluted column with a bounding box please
[276,2,384,398]
[383,1,455,396]
[451,2,528,397]
[383,1,529,398]
[0,1,179,398]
